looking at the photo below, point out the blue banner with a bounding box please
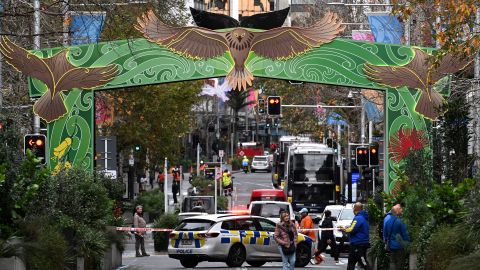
[367,13,404,45]
[69,12,106,45]
[362,97,382,123]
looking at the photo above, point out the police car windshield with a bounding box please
[176,219,214,231]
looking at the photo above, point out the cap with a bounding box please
[299,208,308,214]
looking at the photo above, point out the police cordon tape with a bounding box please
[116,227,173,232]
[116,227,340,232]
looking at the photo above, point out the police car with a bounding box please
[168,214,312,268]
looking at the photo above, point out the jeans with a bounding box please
[390,249,407,270]
[278,246,296,270]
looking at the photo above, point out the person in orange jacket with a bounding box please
[299,208,316,255]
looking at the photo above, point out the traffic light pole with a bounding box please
[33,0,41,134]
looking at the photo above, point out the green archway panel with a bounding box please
[27,37,434,193]
[29,38,420,97]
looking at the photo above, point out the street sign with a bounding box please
[239,150,245,156]
[219,150,224,158]
[129,158,134,166]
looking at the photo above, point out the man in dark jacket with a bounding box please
[340,202,371,270]
[313,210,342,264]
[383,204,410,270]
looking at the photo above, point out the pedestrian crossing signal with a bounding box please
[24,134,47,165]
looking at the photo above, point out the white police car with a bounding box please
[168,214,312,268]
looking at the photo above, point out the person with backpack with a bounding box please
[383,204,410,270]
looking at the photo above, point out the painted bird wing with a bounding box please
[250,11,345,60]
[0,36,54,90]
[135,10,229,60]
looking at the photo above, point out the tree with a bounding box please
[392,0,479,56]
[226,89,256,152]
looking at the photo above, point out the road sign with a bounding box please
[219,150,224,158]
[129,158,134,166]
[239,150,245,156]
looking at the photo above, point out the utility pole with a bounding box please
[164,157,168,213]
[33,0,41,134]
[474,7,480,175]
[230,0,239,21]
[196,143,200,176]
[0,2,4,109]
[337,124,343,196]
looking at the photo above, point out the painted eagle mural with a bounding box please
[364,48,473,120]
[135,10,345,90]
[0,37,118,123]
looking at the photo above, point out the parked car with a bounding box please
[249,189,287,204]
[251,156,271,172]
[168,214,313,268]
[249,201,295,224]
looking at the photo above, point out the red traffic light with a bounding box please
[267,96,281,115]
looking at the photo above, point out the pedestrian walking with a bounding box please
[313,210,342,265]
[298,208,316,249]
[340,202,372,270]
[172,167,181,204]
[157,169,165,191]
[133,205,150,257]
[274,211,298,270]
[384,204,410,270]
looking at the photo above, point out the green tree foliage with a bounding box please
[108,82,202,165]
[438,93,474,183]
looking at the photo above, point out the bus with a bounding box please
[271,136,312,188]
[284,143,338,215]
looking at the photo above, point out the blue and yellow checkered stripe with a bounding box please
[219,230,270,246]
[170,232,206,248]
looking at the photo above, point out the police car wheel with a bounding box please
[295,242,311,267]
[180,259,198,268]
[247,261,266,267]
[226,244,246,267]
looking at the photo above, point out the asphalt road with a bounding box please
[120,171,349,269]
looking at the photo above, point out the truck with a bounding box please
[236,142,264,158]
[284,143,338,216]
[271,136,312,188]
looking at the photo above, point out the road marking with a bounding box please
[240,181,272,187]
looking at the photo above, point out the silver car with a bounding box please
[251,156,271,172]
[168,214,312,268]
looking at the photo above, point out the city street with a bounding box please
[120,171,348,269]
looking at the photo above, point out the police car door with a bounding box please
[235,218,260,255]
[255,218,281,258]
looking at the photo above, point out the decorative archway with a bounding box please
[2,11,468,193]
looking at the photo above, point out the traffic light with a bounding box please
[355,146,368,166]
[369,144,379,166]
[267,96,281,115]
[258,99,265,114]
[134,144,141,152]
[24,134,46,164]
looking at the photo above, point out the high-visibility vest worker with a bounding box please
[222,171,232,187]
[242,156,249,166]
